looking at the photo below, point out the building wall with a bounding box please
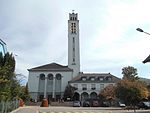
[28,71,73,100]
[70,82,115,101]
[70,82,115,96]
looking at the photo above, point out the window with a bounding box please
[91,77,95,81]
[99,77,104,81]
[82,84,87,90]
[56,73,61,80]
[72,37,75,63]
[74,84,78,90]
[81,77,86,81]
[48,74,53,80]
[109,84,113,86]
[91,84,96,90]
[100,84,104,90]
[40,74,45,80]
[71,23,76,34]
[108,77,112,81]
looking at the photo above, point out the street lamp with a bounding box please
[136,28,150,35]
[136,28,150,63]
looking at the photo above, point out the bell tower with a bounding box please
[68,11,80,78]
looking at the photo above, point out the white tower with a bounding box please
[68,11,80,78]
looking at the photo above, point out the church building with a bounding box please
[28,11,120,101]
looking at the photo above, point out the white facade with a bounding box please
[69,73,120,101]
[68,12,80,78]
[28,63,73,101]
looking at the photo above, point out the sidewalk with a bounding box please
[11,106,150,113]
[10,106,39,113]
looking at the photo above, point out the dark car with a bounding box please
[83,101,90,107]
[101,101,110,107]
[137,101,150,109]
[92,100,99,107]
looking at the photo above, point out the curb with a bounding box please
[10,107,23,113]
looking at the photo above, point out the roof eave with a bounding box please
[143,55,150,64]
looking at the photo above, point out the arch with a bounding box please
[73,92,80,101]
[40,73,45,80]
[47,74,53,92]
[81,92,89,101]
[90,92,97,99]
[38,74,45,93]
[48,73,53,80]
[55,73,62,93]
[56,73,61,80]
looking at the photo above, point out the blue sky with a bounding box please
[1,0,150,83]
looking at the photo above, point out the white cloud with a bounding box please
[1,0,150,80]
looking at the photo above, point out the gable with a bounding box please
[28,63,73,72]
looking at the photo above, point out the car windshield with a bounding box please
[143,102,150,106]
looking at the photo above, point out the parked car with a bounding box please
[73,101,81,107]
[83,101,90,107]
[92,100,99,107]
[137,101,150,109]
[119,102,126,107]
[101,101,110,107]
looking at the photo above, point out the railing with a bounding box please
[0,100,19,113]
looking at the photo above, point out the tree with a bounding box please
[100,85,116,106]
[116,79,147,111]
[0,52,30,102]
[122,66,139,81]
[0,52,16,101]
[63,84,76,100]
[18,84,30,102]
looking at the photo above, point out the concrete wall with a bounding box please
[28,71,73,99]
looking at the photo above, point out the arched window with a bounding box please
[48,73,53,80]
[40,74,45,80]
[56,73,61,80]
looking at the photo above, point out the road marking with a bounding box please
[50,112,55,113]
[40,112,110,113]
[82,112,87,113]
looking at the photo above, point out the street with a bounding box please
[11,106,150,113]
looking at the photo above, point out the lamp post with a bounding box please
[136,28,150,63]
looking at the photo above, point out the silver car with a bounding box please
[73,101,81,107]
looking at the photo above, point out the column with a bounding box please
[44,75,48,98]
[61,76,63,98]
[52,75,56,99]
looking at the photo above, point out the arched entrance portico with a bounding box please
[73,92,80,101]
[81,92,89,101]
[90,92,97,99]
